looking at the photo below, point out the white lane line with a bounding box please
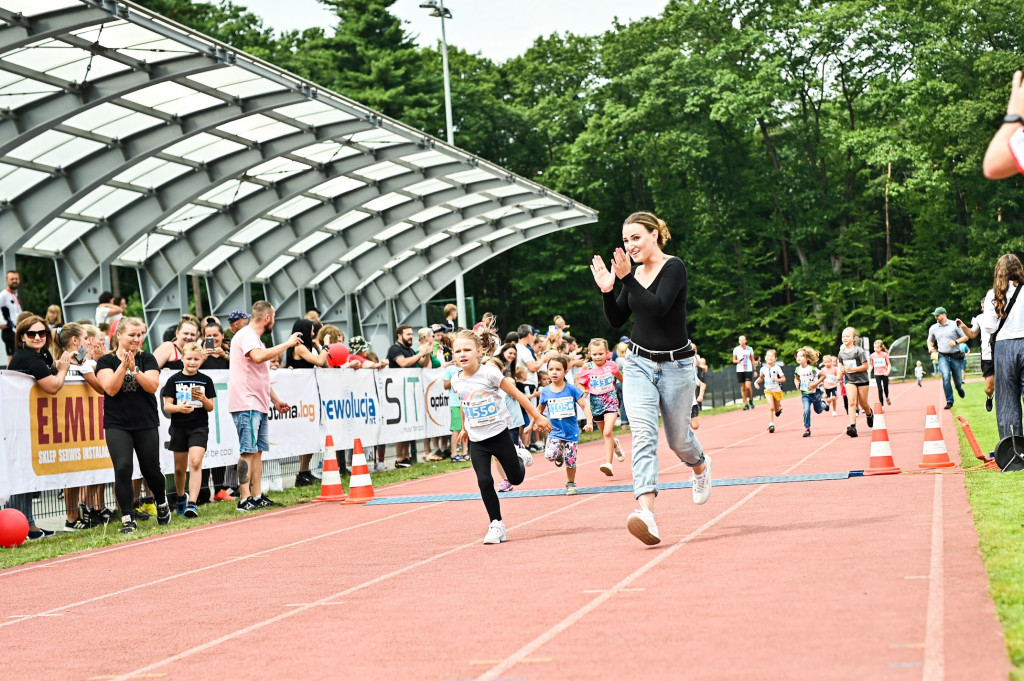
[106,494,602,681]
[474,433,842,681]
[922,472,945,681]
[0,503,435,628]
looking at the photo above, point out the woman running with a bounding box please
[591,210,710,546]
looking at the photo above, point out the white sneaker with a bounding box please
[691,455,712,505]
[483,519,507,544]
[626,508,660,545]
[613,438,625,461]
[516,446,533,467]
[599,462,614,476]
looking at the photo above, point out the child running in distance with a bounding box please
[539,355,593,495]
[753,349,785,433]
[838,327,873,437]
[452,330,550,544]
[796,347,828,437]
[578,338,625,476]
[690,342,708,430]
[821,355,840,417]
[870,340,892,407]
[160,342,216,518]
[915,360,925,387]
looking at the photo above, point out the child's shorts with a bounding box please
[168,425,209,452]
[450,405,462,432]
[824,387,838,398]
[765,390,783,402]
[544,437,578,469]
[589,392,619,421]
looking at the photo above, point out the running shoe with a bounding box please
[294,470,316,487]
[184,502,199,519]
[176,493,188,516]
[78,503,94,527]
[691,455,712,505]
[613,438,625,462]
[599,462,614,476]
[156,503,171,526]
[768,423,775,433]
[627,508,660,545]
[886,398,892,406]
[516,445,534,468]
[866,411,874,429]
[554,450,564,467]
[497,479,514,493]
[775,407,783,417]
[89,508,111,525]
[743,403,749,411]
[119,515,137,534]
[213,489,235,502]
[64,517,90,531]
[256,494,280,508]
[803,429,811,438]
[141,499,158,518]
[236,497,257,513]
[749,400,755,409]
[846,424,858,437]
[565,481,578,496]
[27,527,56,540]
[132,507,151,521]
[944,403,953,410]
[483,519,506,544]
[691,404,699,419]
[986,395,993,412]
[823,404,830,412]
[394,459,412,469]
[956,385,966,399]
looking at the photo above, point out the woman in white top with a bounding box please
[979,254,1024,439]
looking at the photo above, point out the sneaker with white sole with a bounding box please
[483,519,506,544]
[613,438,625,462]
[497,478,514,493]
[565,481,578,495]
[599,462,614,476]
[691,455,712,505]
[626,507,660,545]
[516,446,533,468]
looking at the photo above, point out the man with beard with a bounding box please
[0,270,22,358]
[228,301,302,511]
[388,324,432,467]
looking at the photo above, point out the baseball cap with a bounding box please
[228,310,250,323]
[349,335,369,353]
[619,335,631,344]
[931,307,947,317]
[431,324,446,333]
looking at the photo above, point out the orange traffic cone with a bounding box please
[865,402,900,475]
[315,435,348,502]
[956,416,998,470]
[342,438,375,505]
[919,405,956,469]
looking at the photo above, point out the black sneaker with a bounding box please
[236,497,257,512]
[78,503,94,527]
[184,502,199,519]
[64,517,90,531]
[823,404,829,412]
[27,527,55,540]
[156,503,171,526]
[294,471,316,487]
[986,395,993,412]
[691,404,699,418]
[119,516,137,534]
[803,429,811,438]
[394,459,412,469]
[944,403,953,410]
[175,494,187,516]
[956,385,965,399]
[256,494,279,508]
[775,408,783,417]
[89,508,108,526]
[866,411,874,428]
[132,507,151,521]
[846,424,858,438]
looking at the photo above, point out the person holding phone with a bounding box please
[162,342,216,518]
[200,322,229,370]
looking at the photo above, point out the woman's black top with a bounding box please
[602,256,689,352]
[96,352,160,430]
[8,348,55,381]
[201,353,229,370]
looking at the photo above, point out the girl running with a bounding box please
[578,338,625,476]
[539,355,593,495]
[820,355,840,416]
[753,349,785,433]
[838,328,874,437]
[452,330,550,544]
[796,347,828,437]
[870,340,892,406]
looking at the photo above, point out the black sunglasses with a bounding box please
[24,329,47,339]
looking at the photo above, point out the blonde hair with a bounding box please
[483,356,505,372]
[418,327,434,343]
[874,339,888,352]
[46,304,63,325]
[514,365,527,380]
[110,317,146,353]
[317,324,343,347]
[797,346,820,365]
[624,210,671,247]
[841,326,858,341]
[588,338,609,351]
[181,342,203,356]
[615,342,628,356]
[455,328,497,356]
[51,322,84,357]
[444,303,457,317]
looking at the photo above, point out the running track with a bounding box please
[0,379,1011,681]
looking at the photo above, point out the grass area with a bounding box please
[952,382,1024,680]
[0,458,474,570]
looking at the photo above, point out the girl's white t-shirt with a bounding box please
[451,364,512,441]
[759,364,784,392]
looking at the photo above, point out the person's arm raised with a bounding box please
[984,71,1024,179]
[592,253,631,328]
[247,332,302,364]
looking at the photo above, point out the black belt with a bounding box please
[629,341,695,362]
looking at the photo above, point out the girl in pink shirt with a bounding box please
[870,340,892,406]
[578,338,626,476]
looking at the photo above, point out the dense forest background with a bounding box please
[18,0,1024,365]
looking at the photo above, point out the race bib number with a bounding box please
[589,374,615,395]
[799,379,810,391]
[766,379,779,391]
[464,395,500,427]
[844,359,859,369]
[824,373,837,387]
[546,396,576,420]
[873,357,886,367]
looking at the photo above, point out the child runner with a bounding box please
[443,357,465,462]
[796,347,828,437]
[838,328,873,437]
[496,344,525,492]
[753,349,785,433]
[690,342,708,430]
[821,355,840,417]
[578,338,625,476]
[870,340,892,407]
[451,330,550,544]
[161,342,216,518]
[915,361,925,387]
[539,355,593,494]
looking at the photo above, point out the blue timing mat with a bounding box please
[364,471,852,506]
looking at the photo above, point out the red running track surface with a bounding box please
[0,379,1011,681]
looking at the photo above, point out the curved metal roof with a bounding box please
[0,0,596,346]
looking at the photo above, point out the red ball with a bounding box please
[326,343,351,367]
[0,508,30,548]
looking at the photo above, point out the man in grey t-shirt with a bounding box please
[927,306,966,409]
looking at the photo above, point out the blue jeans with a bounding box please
[937,353,964,405]
[801,391,824,428]
[994,338,1024,440]
[7,493,35,525]
[623,355,704,499]
[231,410,270,453]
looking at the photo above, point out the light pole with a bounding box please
[420,0,466,329]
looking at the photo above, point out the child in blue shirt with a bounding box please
[539,355,593,495]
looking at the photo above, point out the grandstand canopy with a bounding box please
[0,0,597,349]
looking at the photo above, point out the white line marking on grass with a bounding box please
[106,495,602,681]
[922,472,944,681]
[474,433,842,681]
[0,504,435,628]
